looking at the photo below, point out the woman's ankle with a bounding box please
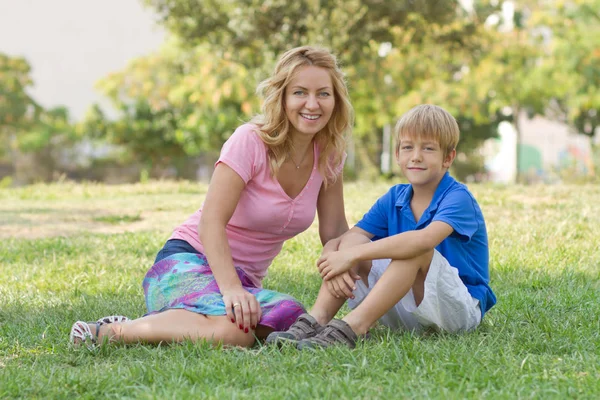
[97,322,122,343]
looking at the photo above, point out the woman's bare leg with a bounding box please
[92,309,256,347]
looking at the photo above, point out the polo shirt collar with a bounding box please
[429,172,455,210]
[394,171,456,210]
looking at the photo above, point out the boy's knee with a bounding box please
[355,260,372,284]
[388,250,434,274]
[417,250,435,274]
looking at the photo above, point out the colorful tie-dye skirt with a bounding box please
[143,252,305,331]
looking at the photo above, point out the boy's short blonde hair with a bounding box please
[395,104,459,157]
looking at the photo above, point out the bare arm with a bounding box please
[316,175,349,251]
[347,221,453,262]
[199,163,260,331]
[318,221,453,280]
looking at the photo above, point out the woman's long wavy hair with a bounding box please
[251,46,354,186]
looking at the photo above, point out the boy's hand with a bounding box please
[318,249,357,280]
[326,271,361,299]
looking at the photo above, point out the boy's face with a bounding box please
[396,136,456,190]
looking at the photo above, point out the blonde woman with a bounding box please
[70,46,354,348]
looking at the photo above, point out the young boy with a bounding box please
[266,104,496,348]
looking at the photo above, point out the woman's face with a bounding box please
[284,65,335,139]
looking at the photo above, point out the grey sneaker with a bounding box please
[297,319,365,350]
[265,313,324,345]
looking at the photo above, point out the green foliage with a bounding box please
[125,1,504,175]
[87,39,258,175]
[0,54,41,157]
[17,106,76,152]
[537,0,600,136]
[143,0,466,68]
[80,0,598,178]
[0,54,39,130]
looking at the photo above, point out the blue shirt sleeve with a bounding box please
[432,188,480,242]
[355,188,394,240]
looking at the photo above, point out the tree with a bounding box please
[537,0,600,138]
[142,0,464,68]
[138,1,508,177]
[0,54,40,157]
[90,39,258,176]
[15,106,78,182]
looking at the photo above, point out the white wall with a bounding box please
[0,0,165,120]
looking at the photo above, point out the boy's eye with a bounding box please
[401,146,412,150]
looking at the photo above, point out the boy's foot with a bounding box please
[296,319,363,350]
[265,313,324,346]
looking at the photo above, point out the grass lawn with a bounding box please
[1,180,599,399]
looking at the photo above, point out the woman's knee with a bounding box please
[203,316,255,347]
[214,322,256,347]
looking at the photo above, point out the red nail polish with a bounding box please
[244,328,248,333]
[239,324,243,329]
[231,318,235,323]
[251,325,256,330]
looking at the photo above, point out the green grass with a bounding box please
[1,180,599,399]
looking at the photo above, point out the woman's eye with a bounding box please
[319,92,331,97]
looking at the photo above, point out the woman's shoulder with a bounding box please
[226,123,267,149]
[230,123,261,139]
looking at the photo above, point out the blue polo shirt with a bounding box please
[356,172,496,317]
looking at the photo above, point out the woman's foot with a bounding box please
[69,315,129,348]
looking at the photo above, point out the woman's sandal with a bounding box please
[69,315,130,348]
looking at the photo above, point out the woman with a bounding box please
[70,46,354,348]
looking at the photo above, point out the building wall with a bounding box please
[483,112,595,183]
[0,0,165,120]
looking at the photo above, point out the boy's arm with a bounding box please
[318,221,453,280]
[320,226,374,255]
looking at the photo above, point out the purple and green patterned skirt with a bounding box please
[143,252,305,331]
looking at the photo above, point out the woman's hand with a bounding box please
[222,286,262,333]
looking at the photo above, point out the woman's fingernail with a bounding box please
[251,325,256,330]
[239,324,243,329]
[231,318,235,323]
[244,328,249,333]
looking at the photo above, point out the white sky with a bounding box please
[0,0,165,120]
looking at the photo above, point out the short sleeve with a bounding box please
[215,124,265,183]
[432,189,480,242]
[355,188,394,239]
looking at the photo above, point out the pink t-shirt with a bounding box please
[169,123,344,287]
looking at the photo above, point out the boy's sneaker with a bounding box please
[297,319,366,350]
[265,313,324,346]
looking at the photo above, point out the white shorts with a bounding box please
[347,250,481,333]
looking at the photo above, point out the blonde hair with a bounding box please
[395,104,459,157]
[251,46,353,185]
